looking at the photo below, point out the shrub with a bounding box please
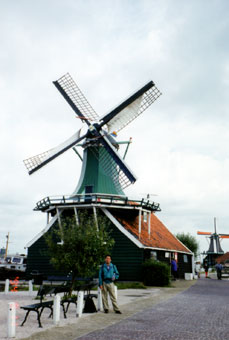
[142,259,170,286]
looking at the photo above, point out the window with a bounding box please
[150,251,157,260]
[183,255,188,263]
[12,257,21,263]
[165,252,170,258]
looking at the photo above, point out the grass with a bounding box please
[115,282,147,289]
[91,281,147,290]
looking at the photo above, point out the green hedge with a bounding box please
[142,259,170,286]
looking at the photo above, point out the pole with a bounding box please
[7,302,16,338]
[114,285,118,300]
[53,294,61,325]
[214,217,217,234]
[97,287,103,311]
[28,280,33,295]
[5,279,9,294]
[5,232,9,259]
[148,212,151,237]
[76,291,84,317]
[138,209,142,236]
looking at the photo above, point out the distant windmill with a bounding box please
[197,217,229,265]
[23,73,161,196]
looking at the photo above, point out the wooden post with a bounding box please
[5,279,9,294]
[53,294,61,325]
[76,291,84,317]
[47,212,50,225]
[138,209,142,236]
[93,206,99,231]
[97,287,103,311]
[29,280,33,295]
[7,302,16,338]
[74,207,79,225]
[114,285,118,300]
[148,212,151,237]
[56,208,62,228]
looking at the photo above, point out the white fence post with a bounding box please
[5,279,9,294]
[53,294,61,325]
[28,280,33,295]
[97,287,103,311]
[76,291,84,317]
[7,302,16,338]
[114,285,118,300]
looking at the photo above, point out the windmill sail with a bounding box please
[24,129,84,175]
[197,231,212,235]
[98,134,137,189]
[100,81,161,133]
[53,73,99,124]
[24,73,161,193]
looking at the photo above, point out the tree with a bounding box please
[176,232,199,256]
[45,211,114,294]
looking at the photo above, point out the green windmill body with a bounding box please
[73,145,124,196]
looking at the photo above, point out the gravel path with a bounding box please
[76,277,229,340]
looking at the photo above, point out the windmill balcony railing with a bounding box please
[34,193,161,212]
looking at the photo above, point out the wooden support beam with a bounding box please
[138,209,142,236]
[47,212,50,225]
[93,206,99,231]
[148,212,151,237]
[74,207,79,225]
[56,208,62,228]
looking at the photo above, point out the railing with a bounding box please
[34,193,161,212]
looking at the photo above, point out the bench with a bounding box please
[21,300,53,328]
[20,285,54,328]
[21,279,98,325]
[61,282,98,317]
[47,275,72,285]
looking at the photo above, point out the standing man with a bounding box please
[215,262,223,280]
[99,255,122,314]
[171,258,178,280]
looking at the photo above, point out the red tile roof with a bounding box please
[112,210,191,253]
[215,252,229,264]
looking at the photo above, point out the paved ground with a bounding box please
[20,280,195,340]
[76,277,229,340]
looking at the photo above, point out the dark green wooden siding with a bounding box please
[26,208,191,281]
[26,208,144,281]
[109,223,144,281]
[26,220,67,278]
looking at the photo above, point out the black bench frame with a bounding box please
[21,278,98,326]
[20,285,54,328]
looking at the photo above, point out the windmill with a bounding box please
[197,217,229,266]
[23,73,161,196]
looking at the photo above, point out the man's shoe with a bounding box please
[115,310,122,314]
[104,309,109,313]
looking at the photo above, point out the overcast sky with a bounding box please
[0,0,229,255]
